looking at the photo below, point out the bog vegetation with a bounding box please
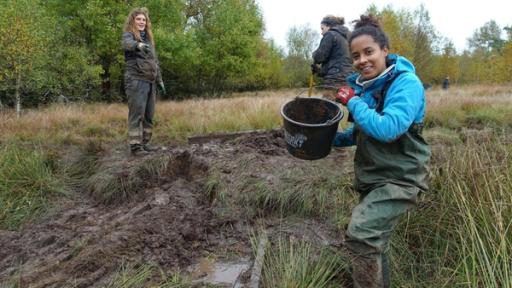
[1,86,511,287]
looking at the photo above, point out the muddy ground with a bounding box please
[0,130,352,287]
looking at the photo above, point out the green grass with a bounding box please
[102,262,222,288]
[390,129,512,287]
[259,237,347,288]
[441,136,511,287]
[103,263,154,288]
[237,167,351,218]
[425,104,512,130]
[0,144,64,230]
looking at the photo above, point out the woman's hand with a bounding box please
[137,43,151,53]
[335,86,355,106]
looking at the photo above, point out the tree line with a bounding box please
[1,1,511,109]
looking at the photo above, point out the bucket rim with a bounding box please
[280,97,344,128]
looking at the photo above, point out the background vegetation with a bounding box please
[1,1,512,111]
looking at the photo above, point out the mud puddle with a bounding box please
[189,258,251,287]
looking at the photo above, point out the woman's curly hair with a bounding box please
[123,7,154,46]
[321,15,345,27]
[349,14,389,50]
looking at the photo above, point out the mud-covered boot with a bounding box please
[142,143,159,152]
[351,252,390,288]
[131,144,149,156]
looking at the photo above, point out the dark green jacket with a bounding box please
[122,32,162,83]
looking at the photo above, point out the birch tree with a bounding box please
[0,0,48,117]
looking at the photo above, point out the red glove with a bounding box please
[336,86,354,106]
[335,86,355,106]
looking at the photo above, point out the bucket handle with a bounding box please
[323,108,343,126]
[297,85,341,97]
[298,85,344,125]
[283,91,344,127]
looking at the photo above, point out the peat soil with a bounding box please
[0,130,351,287]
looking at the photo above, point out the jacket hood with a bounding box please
[389,54,416,74]
[330,25,350,39]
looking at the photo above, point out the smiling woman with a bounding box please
[350,34,389,80]
[332,14,431,287]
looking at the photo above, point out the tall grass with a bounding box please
[0,144,63,230]
[437,134,511,287]
[425,87,512,129]
[0,92,294,145]
[389,130,512,287]
[0,86,510,145]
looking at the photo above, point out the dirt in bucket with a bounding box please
[284,97,339,125]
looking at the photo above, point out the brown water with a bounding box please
[189,258,251,286]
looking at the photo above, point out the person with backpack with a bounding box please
[311,15,353,100]
[333,14,431,287]
[122,7,166,156]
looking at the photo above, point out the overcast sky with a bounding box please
[255,0,511,53]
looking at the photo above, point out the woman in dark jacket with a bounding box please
[312,15,353,99]
[122,7,165,156]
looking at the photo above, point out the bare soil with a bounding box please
[0,130,350,287]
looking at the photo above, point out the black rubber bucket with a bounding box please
[280,97,344,160]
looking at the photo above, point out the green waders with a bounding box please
[126,78,155,151]
[346,124,430,287]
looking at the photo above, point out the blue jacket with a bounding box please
[333,54,425,146]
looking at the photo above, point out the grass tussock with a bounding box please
[0,144,63,230]
[88,155,171,205]
[238,176,341,217]
[236,165,353,218]
[259,237,347,288]
[437,134,511,287]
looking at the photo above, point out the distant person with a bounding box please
[442,76,450,90]
[311,15,352,100]
[122,7,166,156]
[332,14,431,287]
